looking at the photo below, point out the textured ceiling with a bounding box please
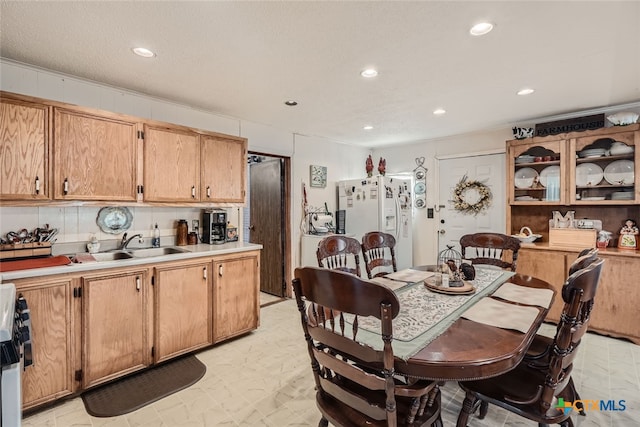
[1,1,639,148]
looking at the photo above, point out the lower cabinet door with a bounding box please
[82,269,150,388]
[213,253,259,341]
[589,254,640,343]
[154,261,212,362]
[16,278,75,410]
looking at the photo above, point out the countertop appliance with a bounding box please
[2,283,31,427]
[203,210,227,244]
[337,176,413,270]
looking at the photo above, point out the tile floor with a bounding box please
[23,294,639,426]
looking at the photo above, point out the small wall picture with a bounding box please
[310,165,327,188]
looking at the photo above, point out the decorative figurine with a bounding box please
[618,219,638,250]
[366,154,374,177]
[378,157,386,176]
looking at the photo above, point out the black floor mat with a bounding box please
[81,354,206,417]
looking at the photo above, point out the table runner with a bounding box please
[345,267,513,360]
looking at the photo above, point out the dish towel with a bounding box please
[461,297,541,333]
[492,282,554,308]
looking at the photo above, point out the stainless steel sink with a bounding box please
[130,247,190,258]
[91,251,134,261]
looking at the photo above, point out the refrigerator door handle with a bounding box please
[394,192,401,238]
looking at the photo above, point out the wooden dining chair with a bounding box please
[456,257,605,427]
[459,233,521,271]
[361,231,398,279]
[293,266,443,427]
[316,235,362,277]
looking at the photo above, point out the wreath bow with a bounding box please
[452,175,492,215]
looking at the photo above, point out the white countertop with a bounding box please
[0,242,262,282]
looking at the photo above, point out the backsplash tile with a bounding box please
[0,206,236,248]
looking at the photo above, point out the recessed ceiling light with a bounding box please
[361,68,378,78]
[363,125,373,130]
[132,47,155,58]
[517,88,535,96]
[469,22,494,36]
[284,100,298,106]
[433,108,446,115]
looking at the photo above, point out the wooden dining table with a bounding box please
[393,271,555,382]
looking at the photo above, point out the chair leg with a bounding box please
[478,400,489,419]
[560,419,575,427]
[456,391,478,427]
[432,415,444,427]
[318,417,328,427]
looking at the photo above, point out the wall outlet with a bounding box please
[192,219,199,230]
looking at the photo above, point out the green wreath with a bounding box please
[452,175,492,215]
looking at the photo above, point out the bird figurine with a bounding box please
[366,155,374,177]
[378,157,386,176]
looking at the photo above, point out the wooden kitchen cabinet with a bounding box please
[589,253,640,343]
[53,107,139,201]
[517,246,640,344]
[0,95,50,201]
[13,276,75,410]
[200,134,247,203]
[81,268,151,389]
[213,250,260,341]
[143,124,201,202]
[153,260,212,362]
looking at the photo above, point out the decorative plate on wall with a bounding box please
[97,207,133,234]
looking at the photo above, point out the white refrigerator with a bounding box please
[337,176,413,270]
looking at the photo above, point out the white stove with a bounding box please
[1,283,23,427]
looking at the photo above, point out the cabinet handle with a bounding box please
[136,277,141,291]
[218,265,223,277]
[191,186,196,198]
[63,178,69,195]
[203,267,207,280]
[35,176,40,195]
[206,186,211,198]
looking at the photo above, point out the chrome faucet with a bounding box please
[119,233,143,250]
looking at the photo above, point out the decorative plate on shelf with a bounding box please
[604,160,634,185]
[539,165,560,188]
[96,207,133,234]
[575,163,604,187]
[514,167,538,189]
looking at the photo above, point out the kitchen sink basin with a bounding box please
[130,247,190,258]
[92,251,134,261]
[91,247,189,261]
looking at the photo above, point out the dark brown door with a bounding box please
[250,159,285,296]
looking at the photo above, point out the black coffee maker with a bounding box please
[203,210,226,244]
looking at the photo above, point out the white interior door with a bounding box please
[437,153,506,256]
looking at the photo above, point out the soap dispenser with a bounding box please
[152,224,161,248]
[87,235,100,253]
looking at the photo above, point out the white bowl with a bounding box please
[607,112,639,126]
[609,142,634,156]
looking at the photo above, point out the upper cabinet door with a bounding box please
[53,107,139,201]
[200,134,247,203]
[507,137,568,205]
[0,97,50,200]
[569,125,639,204]
[143,124,200,202]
